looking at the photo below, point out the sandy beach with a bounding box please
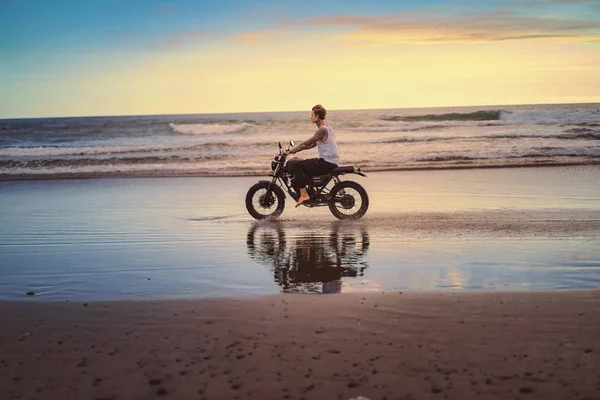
[1,290,599,400]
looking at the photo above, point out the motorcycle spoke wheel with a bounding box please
[245,182,285,219]
[253,190,277,214]
[329,181,369,220]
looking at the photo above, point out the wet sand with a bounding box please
[1,290,599,400]
[2,166,600,299]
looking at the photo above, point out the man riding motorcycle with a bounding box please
[282,104,339,207]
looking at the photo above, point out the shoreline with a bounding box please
[7,286,599,304]
[2,290,599,399]
[1,160,599,182]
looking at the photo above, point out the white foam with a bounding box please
[169,122,251,135]
[0,159,266,176]
[1,146,124,157]
[0,143,229,157]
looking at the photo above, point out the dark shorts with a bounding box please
[286,158,337,189]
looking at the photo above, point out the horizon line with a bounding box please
[2,101,599,120]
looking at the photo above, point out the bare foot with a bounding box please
[295,195,310,207]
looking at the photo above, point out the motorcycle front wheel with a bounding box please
[245,181,286,220]
[328,181,369,220]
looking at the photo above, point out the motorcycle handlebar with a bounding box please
[278,141,294,155]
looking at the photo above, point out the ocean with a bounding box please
[1,103,599,179]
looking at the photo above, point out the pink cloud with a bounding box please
[300,10,600,44]
[227,28,287,44]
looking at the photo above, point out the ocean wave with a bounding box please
[0,154,235,169]
[416,147,600,163]
[0,161,268,178]
[566,122,600,128]
[2,157,598,180]
[0,145,171,157]
[416,155,478,162]
[169,122,252,135]
[359,124,455,133]
[519,147,600,158]
[501,109,600,125]
[563,127,600,137]
[380,110,502,122]
[0,141,276,157]
[378,108,600,125]
[380,136,456,144]
[378,131,600,144]
[537,132,600,141]
[345,120,506,133]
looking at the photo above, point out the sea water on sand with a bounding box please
[1,166,599,300]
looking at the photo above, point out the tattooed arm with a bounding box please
[286,127,327,155]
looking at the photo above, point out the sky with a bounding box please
[1,0,599,118]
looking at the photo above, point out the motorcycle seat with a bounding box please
[331,166,355,174]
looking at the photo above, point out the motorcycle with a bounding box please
[245,141,369,220]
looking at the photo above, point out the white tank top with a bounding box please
[317,125,339,165]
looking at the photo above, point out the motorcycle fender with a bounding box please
[330,181,365,195]
[330,182,343,195]
[258,180,286,198]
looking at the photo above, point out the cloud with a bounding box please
[226,28,288,44]
[298,9,600,44]
[219,0,599,47]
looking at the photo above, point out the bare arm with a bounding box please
[288,127,327,154]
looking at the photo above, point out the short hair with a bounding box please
[312,104,327,120]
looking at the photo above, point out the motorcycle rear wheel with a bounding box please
[328,181,369,220]
[246,181,286,220]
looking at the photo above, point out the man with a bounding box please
[282,104,339,207]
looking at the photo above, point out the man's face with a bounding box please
[310,110,319,123]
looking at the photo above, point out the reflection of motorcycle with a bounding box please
[246,221,370,294]
[245,141,369,220]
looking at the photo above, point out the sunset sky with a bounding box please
[1,0,599,118]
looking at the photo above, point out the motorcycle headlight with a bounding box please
[271,161,277,171]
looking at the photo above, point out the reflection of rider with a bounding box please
[246,221,369,294]
[282,104,339,207]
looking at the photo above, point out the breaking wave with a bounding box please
[0,154,232,169]
[169,122,252,135]
[358,124,455,133]
[379,131,600,144]
[0,141,277,158]
[381,111,502,122]
[502,109,600,125]
[379,109,600,125]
